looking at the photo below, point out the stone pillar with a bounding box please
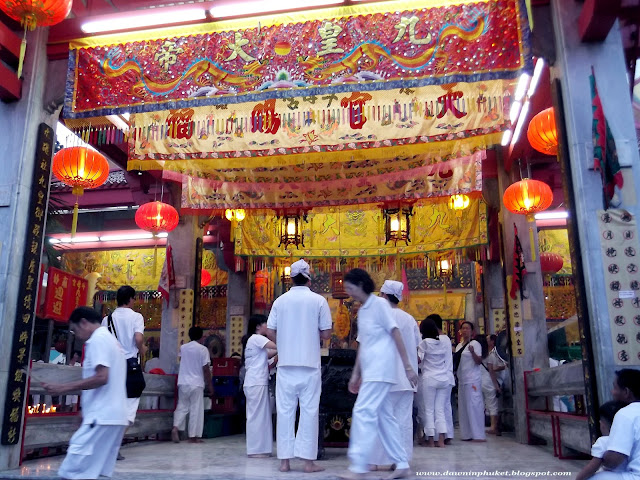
[483,261,507,334]
[225,271,250,357]
[0,29,56,471]
[159,215,199,374]
[551,0,640,401]
[497,155,549,444]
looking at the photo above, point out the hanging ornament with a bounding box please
[52,146,110,237]
[0,0,72,78]
[502,178,553,221]
[540,252,563,275]
[527,107,558,156]
[135,201,180,273]
[225,208,246,241]
[200,268,211,287]
[382,204,413,245]
[448,194,470,218]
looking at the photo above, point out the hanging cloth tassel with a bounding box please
[70,186,83,238]
[17,26,27,79]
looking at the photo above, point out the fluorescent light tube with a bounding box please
[527,58,545,97]
[509,101,521,124]
[501,130,512,147]
[82,9,206,34]
[514,73,531,102]
[535,211,568,220]
[511,101,530,145]
[100,233,154,242]
[210,0,342,18]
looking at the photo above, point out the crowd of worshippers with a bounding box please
[42,263,640,480]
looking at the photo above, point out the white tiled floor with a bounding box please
[0,433,586,480]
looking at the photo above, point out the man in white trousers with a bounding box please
[44,307,128,480]
[171,326,212,443]
[266,259,332,473]
[342,269,418,480]
[431,314,455,443]
[371,280,420,470]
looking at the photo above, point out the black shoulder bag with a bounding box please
[108,313,146,398]
[452,342,469,392]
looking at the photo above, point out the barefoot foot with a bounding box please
[171,428,180,443]
[248,454,271,458]
[303,461,325,473]
[279,460,291,472]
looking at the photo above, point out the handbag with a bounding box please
[452,342,469,391]
[107,314,146,398]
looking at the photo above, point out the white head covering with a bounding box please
[380,280,404,302]
[290,259,311,280]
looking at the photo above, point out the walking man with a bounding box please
[266,259,332,473]
[371,280,421,469]
[44,307,127,480]
[171,326,212,443]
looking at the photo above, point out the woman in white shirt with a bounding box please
[418,317,454,448]
[455,321,486,442]
[242,314,277,457]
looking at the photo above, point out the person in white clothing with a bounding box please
[266,259,332,473]
[430,314,455,443]
[455,321,485,442]
[242,314,277,457]
[171,327,212,443]
[576,400,627,480]
[418,317,454,448]
[141,349,162,410]
[482,334,507,435]
[102,286,147,438]
[44,307,128,480]
[592,368,640,480]
[371,280,421,470]
[341,269,418,480]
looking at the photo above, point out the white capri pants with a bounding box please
[173,385,205,438]
[422,379,450,438]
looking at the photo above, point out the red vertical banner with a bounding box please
[43,267,88,322]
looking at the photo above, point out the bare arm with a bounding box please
[489,364,501,392]
[202,364,212,395]
[135,332,147,357]
[348,347,362,394]
[468,344,483,365]
[266,328,276,343]
[320,329,332,341]
[269,354,278,369]
[575,458,602,480]
[602,451,628,470]
[391,327,418,387]
[44,365,109,395]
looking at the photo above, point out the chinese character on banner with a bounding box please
[225,32,255,62]
[43,267,87,322]
[393,16,432,45]
[166,109,195,140]
[251,99,281,134]
[340,92,372,130]
[436,90,467,119]
[318,21,344,56]
[154,40,184,71]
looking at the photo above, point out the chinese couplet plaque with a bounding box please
[2,124,54,445]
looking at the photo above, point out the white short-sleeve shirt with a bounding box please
[456,339,482,385]
[267,286,332,369]
[102,307,144,359]
[244,334,270,387]
[419,337,454,387]
[177,341,211,387]
[440,334,456,386]
[81,327,128,426]
[356,295,399,384]
[591,436,609,458]
[607,402,640,476]
[390,308,420,392]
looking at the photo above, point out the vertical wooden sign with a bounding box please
[2,123,53,445]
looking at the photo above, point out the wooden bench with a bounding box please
[24,363,177,452]
[524,362,591,459]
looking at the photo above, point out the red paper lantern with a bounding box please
[502,179,553,219]
[52,146,110,236]
[201,269,211,287]
[527,107,558,156]
[135,201,179,235]
[540,252,564,275]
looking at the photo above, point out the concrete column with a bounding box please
[497,156,549,444]
[551,0,640,402]
[0,29,56,470]
[159,215,199,374]
[225,271,250,357]
[483,261,507,334]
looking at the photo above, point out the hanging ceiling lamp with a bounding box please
[448,194,470,217]
[200,268,211,287]
[331,271,349,299]
[502,178,553,221]
[135,201,180,273]
[0,0,72,77]
[383,205,413,245]
[438,259,453,278]
[225,209,246,222]
[278,211,307,249]
[527,107,558,156]
[52,146,110,237]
